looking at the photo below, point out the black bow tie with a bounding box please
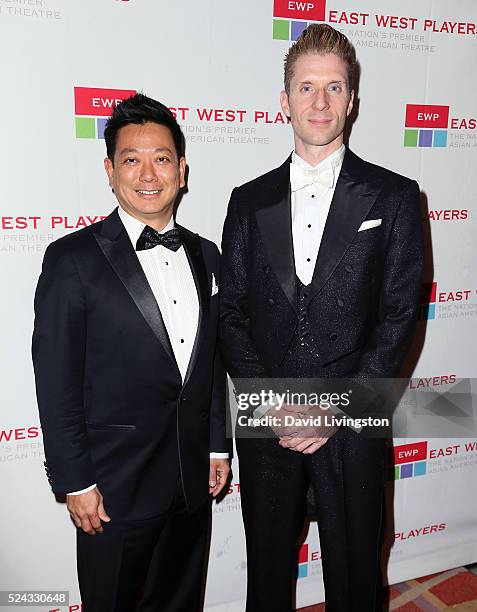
[136,226,183,252]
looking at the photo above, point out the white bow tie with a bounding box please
[290,161,335,192]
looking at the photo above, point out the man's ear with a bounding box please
[347,90,355,117]
[104,157,114,187]
[280,90,290,118]
[179,157,186,189]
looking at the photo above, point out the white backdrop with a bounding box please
[1,1,476,610]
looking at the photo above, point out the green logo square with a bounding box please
[273,19,290,40]
[76,117,96,139]
[404,129,418,147]
[387,466,399,480]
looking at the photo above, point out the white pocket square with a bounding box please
[358,218,382,232]
[211,273,219,296]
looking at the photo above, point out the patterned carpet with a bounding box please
[299,566,477,611]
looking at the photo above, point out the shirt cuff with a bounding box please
[253,393,281,419]
[253,404,271,419]
[209,453,229,459]
[67,483,97,496]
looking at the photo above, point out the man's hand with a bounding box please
[278,405,338,454]
[209,459,230,497]
[267,403,307,438]
[279,435,331,454]
[66,487,111,535]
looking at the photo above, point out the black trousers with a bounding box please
[76,483,210,612]
[236,435,386,612]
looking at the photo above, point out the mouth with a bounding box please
[308,118,333,126]
[135,189,162,198]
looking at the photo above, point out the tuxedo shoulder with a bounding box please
[233,162,287,197]
[198,234,220,257]
[179,225,220,256]
[43,220,103,259]
[355,153,417,190]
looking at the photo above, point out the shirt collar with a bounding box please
[117,206,175,248]
[292,143,345,173]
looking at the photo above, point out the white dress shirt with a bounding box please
[118,207,199,381]
[253,145,345,421]
[291,144,345,286]
[68,207,227,495]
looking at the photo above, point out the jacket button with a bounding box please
[330,332,338,341]
[268,298,275,305]
[345,265,353,273]
[337,298,344,307]
[180,397,188,403]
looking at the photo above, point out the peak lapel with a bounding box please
[308,149,384,300]
[179,227,209,387]
[255,158,297,312]
[93,209,178,369]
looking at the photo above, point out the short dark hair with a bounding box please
[104,93,185,163]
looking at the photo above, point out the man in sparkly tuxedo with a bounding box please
[33,94,229,611]
[220,24,423,611]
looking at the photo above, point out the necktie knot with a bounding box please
[136,226,183,252]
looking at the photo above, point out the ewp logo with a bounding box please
[390,441,428,480]
[404,104,449,148]
[420,282,437,320]
[273,0,326,41]
[296,543,309,578]
[74,87,136,139]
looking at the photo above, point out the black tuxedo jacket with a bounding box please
[32,209,227,520]
[219,148,424,414]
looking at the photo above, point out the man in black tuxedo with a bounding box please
[220,24,423,611]
[32,94,229,611]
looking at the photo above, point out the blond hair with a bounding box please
[284,24,357,94]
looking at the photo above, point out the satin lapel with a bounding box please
[179,227,210,387]
[94,209,177,368]
[255,159,297,311]
[308,149,384,301]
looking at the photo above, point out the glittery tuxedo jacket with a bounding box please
[219,148,424,415]
[32,208,227,519]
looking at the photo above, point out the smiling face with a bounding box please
[104,121,186,230]
[280,53,354,163]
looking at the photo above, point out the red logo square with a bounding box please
[393,441,428,465]
[405,105,449,129]
[274,0,326,22]
[74,87,136,117]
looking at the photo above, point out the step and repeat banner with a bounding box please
[1,0,476,609]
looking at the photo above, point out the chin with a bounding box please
[304,136,336,147]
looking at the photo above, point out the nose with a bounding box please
[312,87,330,111]
[139,159,158,183]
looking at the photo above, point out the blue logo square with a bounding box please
[433,130,447,147]
[400,464,413,478]
[420,303,436,320]
[413,461,427,476]
[291,21,308,41]
[297,563,308,578]
[419,130,433,147]
[96,118,108,139]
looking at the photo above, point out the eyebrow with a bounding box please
[297,79,346,85]
[118,147,175,156]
